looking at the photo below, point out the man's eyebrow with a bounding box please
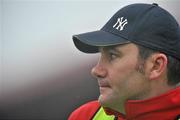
[99,45,121,53]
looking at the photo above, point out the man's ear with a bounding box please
[147,53,168,80]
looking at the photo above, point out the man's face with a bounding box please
[91,43,150,112]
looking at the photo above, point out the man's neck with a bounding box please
[144,81,176,100]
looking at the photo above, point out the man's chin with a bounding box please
[98,95,112,107]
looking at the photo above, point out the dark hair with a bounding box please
[136,45,180,86]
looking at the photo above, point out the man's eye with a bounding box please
[108,52,117,60]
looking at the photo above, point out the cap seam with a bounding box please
[130,5,157,39]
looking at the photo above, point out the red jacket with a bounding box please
[68,87,180,120]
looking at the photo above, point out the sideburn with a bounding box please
[135,57,146,75]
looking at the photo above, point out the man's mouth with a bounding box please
[98,80,110,88]
[98,80,111,94]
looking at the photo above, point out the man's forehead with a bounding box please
[99,43,134,52]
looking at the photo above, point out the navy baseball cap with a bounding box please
[73,3,180,60]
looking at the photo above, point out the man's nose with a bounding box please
[91,63,107,79]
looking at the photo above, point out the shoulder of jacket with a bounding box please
[68,100,100,120]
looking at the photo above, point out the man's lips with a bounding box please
[98,80,111,94]
[98,80,110,88]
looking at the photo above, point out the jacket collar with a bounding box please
[103,87,180,119]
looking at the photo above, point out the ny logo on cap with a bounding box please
[113,17,128,31]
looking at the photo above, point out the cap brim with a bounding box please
[73,30,130,53]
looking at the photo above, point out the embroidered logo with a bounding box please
[113,17,128,31]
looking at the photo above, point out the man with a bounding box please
[68,3,180,120]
